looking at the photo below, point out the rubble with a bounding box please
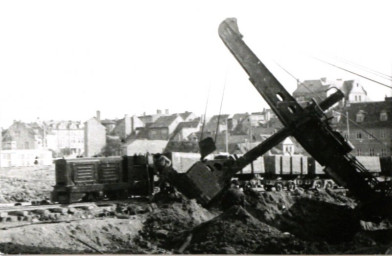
[1,166,392,254]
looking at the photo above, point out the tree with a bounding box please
[101,137,123,156]
[59,147,72,157]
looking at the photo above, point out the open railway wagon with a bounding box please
[235,155,391,191]
[51,154,154,204]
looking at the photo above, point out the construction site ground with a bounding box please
[1,165,392,254]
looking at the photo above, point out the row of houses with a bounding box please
[1,77,390,167]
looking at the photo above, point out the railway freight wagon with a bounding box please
[51,155,154,204]
[236,155,391,191]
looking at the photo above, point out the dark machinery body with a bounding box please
[51,155,154,204]
[167,18,392,220]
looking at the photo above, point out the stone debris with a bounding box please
[1,166,392,254]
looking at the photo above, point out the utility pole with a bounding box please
[225,121,229,153]
[346,111,350,139]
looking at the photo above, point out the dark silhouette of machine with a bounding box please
[168,18,392,221]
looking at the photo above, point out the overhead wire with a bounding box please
[312,56,392,90]
[331,56,392,81]
[274,60,389,150]
[199,83,211,141]
[215,69,228,143]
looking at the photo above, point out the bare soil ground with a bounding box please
[1,165,392,254]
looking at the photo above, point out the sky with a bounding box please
[1,0,392,128]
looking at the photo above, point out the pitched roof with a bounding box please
[150,114,180,128]
[179,111,193,120]
[336,98,392,129]
[293,79,330,96]
[169,121,200,140]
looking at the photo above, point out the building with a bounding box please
[204,114,230,134]
[122,139,168,155]
[170,120,201,142]
[2,121,44,150]
[148,114,183,140]
[178,111,197,122]
[84,117,106,157]
[138,109,170,125]
[111,114,144,140]
[46,120,84,156]
[101,119,117,134]
[334,97,392,156]
[0,149,52,167]
[293,78,369,106]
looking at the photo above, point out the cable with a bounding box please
[275,61,389,151]
[199,83,211,141]
[215,69,228,142]
[332,56,392,81]
[313,56,392,90]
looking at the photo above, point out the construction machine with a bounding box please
[168,18,392,221]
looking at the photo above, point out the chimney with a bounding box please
[157,109,162,114]
[96,110,101,122]
[165,109,169,115]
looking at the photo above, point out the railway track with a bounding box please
[0,198,155,228]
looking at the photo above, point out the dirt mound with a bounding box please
[244,189,359,242]
[181,205,310,254]
[0,217,145,254]
[137,199,216,251]
[0,166,54,203]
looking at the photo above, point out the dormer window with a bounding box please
[380,111,388,121]
[356,111,365,122]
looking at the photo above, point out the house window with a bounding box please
[356,112,365,122]
[380,130,386,139]
[369,148,375,156]
[357,148,361,155]
[356,132,362,139]
[380,111,388,121]
[381,148,387,156]
[358,95,361,102]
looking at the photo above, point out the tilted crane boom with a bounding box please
[169,18,392,220]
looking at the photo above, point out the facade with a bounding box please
[170,121,201,142]
[138,109,170,125]
[111,115,145,140]
[84,118,106,157]
[293,78,368,106]
[123,139,168,155]
[204,114,230,134]
[335,97,392,156]
[46,120,84,155]
[2,121,44,150]
[179,111,197,122]
[148,114,183,140]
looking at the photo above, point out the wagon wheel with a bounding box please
[288,182,296,191]
[314,180,323,189]
[275,183,283,192]
[325,181,333,189]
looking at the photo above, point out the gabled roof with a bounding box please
[336,98,392,128]
[232,113,249,120]
[179,111,193,120]
[293,79,330,96]
[150,114,180,128]
[169,121,200,140]
[101,119,117,125]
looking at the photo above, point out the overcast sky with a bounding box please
[1,0,391,128]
